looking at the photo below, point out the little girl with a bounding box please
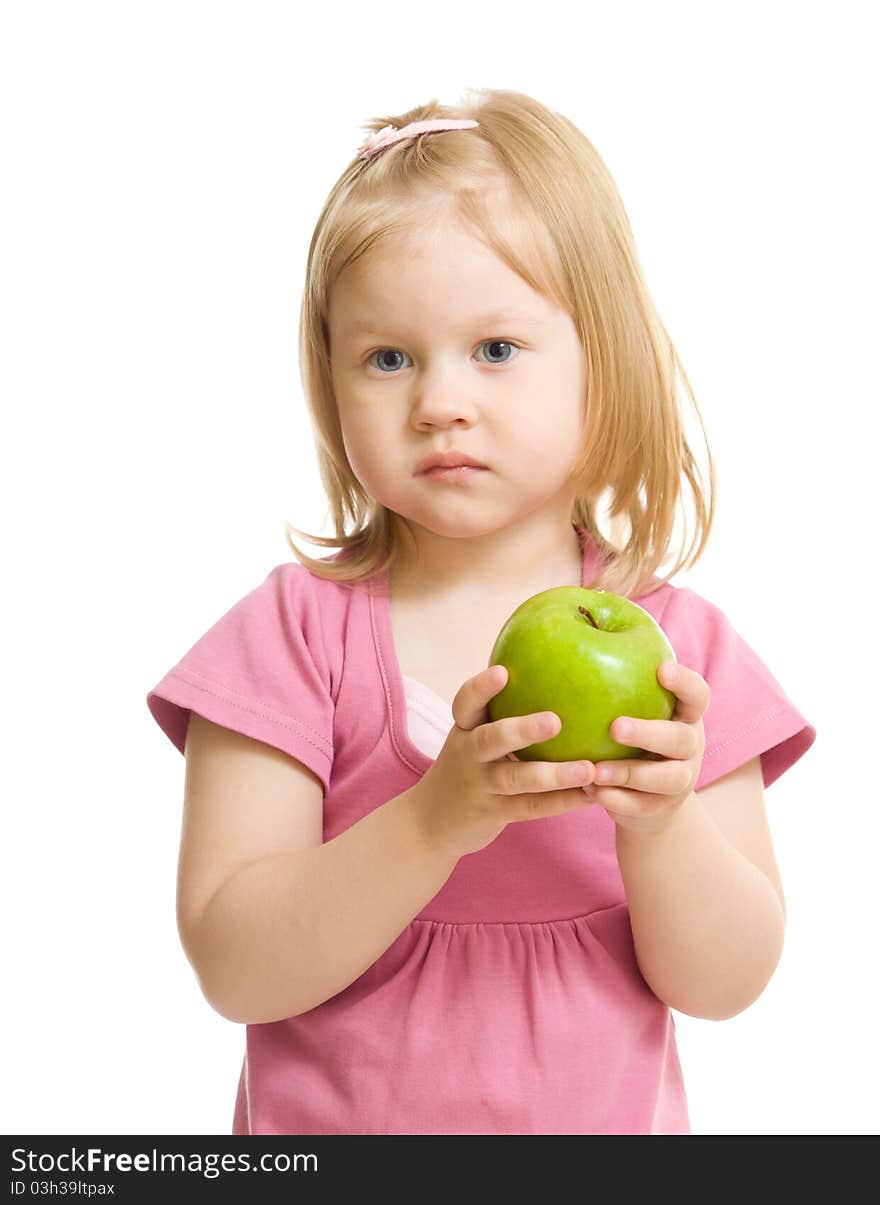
[147,88,817,1135]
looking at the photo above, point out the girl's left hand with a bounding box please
[584,662,710,835]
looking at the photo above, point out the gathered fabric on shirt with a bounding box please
[230,673,686,1135]
[146,525,816,1135]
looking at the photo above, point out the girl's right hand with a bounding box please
[409,664,599,861]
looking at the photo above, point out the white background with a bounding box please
[2,0,877,1136]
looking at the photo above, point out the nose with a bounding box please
[410,361,480,428]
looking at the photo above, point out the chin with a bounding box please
[414,512,511,542]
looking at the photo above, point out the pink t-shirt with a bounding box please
[146,525,816,1135]
[400,674,455,757]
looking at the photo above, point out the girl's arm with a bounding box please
[179,715,459,1026]
[587,662,786,1021]
[192,789,457,1024]
[615,788,786,1020]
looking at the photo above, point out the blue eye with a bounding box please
[480,340,517,365]
[367,340,519,374]
[369,348,408,373]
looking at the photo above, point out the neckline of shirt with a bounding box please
[370,525,600,776]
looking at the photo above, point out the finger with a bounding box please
[591,755,694,796]
[488,756,595,796]
[658,662,711,724]
[472,707,565,764]
[610,714,701,760]
[511,784,602,822]
[590,792,684,831]
[452,664,510,732]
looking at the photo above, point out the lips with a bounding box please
[414,450,488,474]
[420,464,487,480]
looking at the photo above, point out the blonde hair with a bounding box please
[285,87,716,600]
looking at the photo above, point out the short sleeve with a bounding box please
[146,563,334,794]
[659,586,817,792]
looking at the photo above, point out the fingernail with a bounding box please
[663,663,678,684]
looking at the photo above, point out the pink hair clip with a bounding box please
[357,118,480,161]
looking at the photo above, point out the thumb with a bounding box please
[451,663,508,732]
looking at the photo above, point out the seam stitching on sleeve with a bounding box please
[165,666,332,759]
[703,703,791,757]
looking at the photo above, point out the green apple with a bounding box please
[487,586,678,762]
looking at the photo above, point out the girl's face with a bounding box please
[327,215,587,543]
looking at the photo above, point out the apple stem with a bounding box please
[578,605,599,629]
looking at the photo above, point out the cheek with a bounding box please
[338,409,372,476]
[340,413,402,495]
[342,429,377,485]
[504,392,585,481]
[514,400,583,450]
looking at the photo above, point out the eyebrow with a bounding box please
[339,310,545,337]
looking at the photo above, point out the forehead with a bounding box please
[337,306,549,338]
[329,222,554,337]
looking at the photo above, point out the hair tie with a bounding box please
[357,118,480,161]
